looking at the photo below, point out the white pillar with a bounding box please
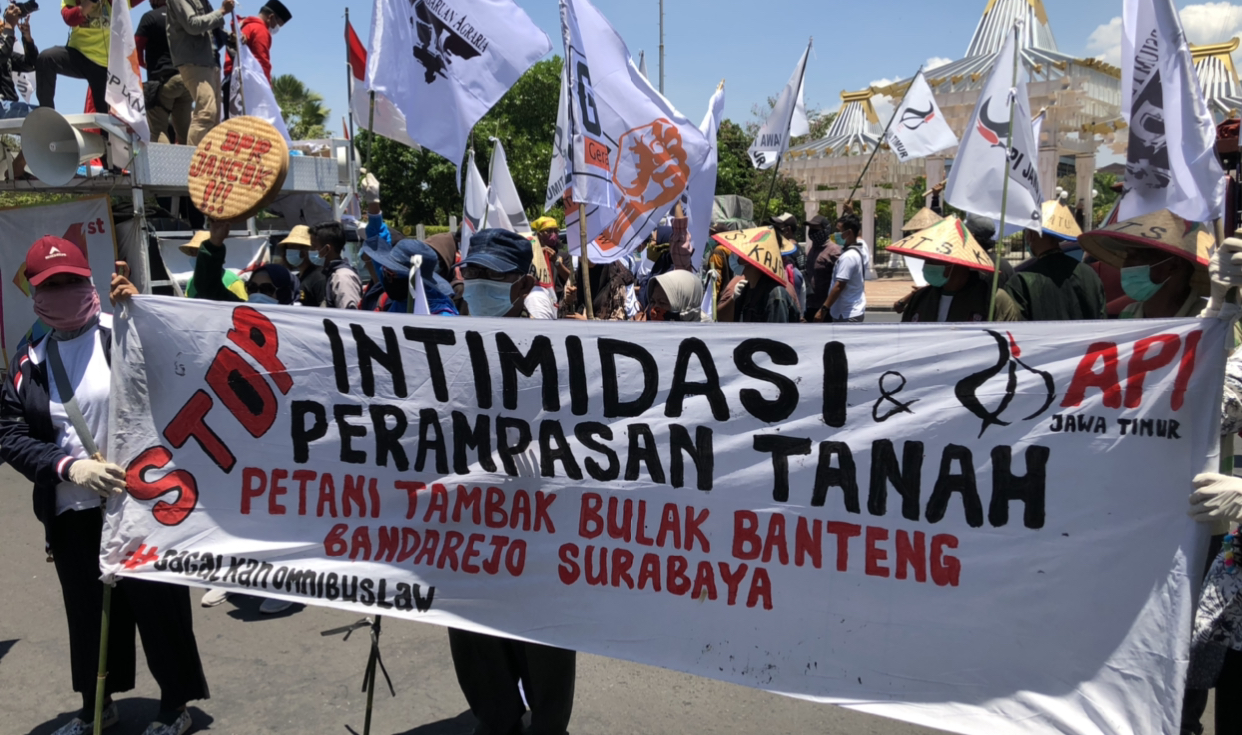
[861,198,878,280]
[925,158,946,192]
[1075,153,1096,231]
[1038,147,1059,201]
[889,199,905,269]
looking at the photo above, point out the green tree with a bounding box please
[714,118,804,221]
[273,75,329,140]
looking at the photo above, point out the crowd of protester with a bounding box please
[1,164,1240,735]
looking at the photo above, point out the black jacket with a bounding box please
[0,324,113,534]
[0,28,37,103]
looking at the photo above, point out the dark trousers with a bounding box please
[448,628,575,735]
[36,46,107,112]
[49,508,209,712]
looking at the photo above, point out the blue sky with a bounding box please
[26,1,1242,144]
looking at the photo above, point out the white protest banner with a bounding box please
[103,299,1224,735]
[0,196,117,360]
[885,70,957,162]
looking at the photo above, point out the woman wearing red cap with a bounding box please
[0,238,209,735]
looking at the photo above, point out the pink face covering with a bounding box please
[33,280,100,331]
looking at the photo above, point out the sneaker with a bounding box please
[200,588,229,607]
[141,709,191,735]
[259,597,294,614]
[52,702,119,735]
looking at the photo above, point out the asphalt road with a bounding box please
[0,454,1214,735]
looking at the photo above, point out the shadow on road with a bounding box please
[0,638,17,662]
[388,710,476,735]
[24,698,214,735]
[219,593,305,622]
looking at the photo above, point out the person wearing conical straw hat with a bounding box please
[1078,210,1211,319]
[1003,201,1106,321]
[887,217,1021,323]
[711,226,800,323]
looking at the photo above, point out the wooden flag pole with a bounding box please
[986,31,1021,322]
[579,210,594,319]
[92,581,112,735]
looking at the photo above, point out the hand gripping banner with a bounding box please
[103,297,1226,735]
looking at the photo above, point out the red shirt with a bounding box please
[223,16,272,81]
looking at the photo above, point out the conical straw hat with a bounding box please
[710,227,788,285]
[903,206,944,233]
[1041,201,1082,241]
[1078,209,1210,289]
[886,216,995,273]
[178,230,212,257]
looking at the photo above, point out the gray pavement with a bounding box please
[0,460,1214,735]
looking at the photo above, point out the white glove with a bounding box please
[359,170,381,205]
[1201,237,1242,317]
[1188,472,1242,523]
[68,458,127,498]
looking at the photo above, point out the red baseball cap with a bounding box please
[25,236,92,287]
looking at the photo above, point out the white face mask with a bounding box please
[269,22,282,36]
[462,279,515,317]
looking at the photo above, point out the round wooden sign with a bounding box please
[187,116,290,221]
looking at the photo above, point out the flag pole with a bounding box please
[92,581,112,735]
[365,91,376,168]
[844,65,923,210]
[986,29,1020,322]
[479,141,497,231]
[579,211,594,319]
[345,8,357,146]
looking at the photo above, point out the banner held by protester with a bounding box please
[104,297,1223,735]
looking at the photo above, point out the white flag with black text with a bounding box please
[1120,0,1224,222]
[748,43,810,170]
[105,0,149,142]
[944,25,1042,232]
[885,70,957,162]
[369,0,551,182]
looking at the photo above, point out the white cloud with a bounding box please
[1085,3,1242,68]
[925,56,953,70]
[869,77,899,128]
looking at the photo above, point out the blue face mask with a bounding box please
[923,263,950,288]
[728,254,745,276]
[462,279,514,317]
[309,251,324,266]
[247,293,279,305]
[1120,261,1169,302]
[285,249,303,267]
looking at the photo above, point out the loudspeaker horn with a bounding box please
[20,107,106,187]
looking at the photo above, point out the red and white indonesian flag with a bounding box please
[560,0,711,263]
[486,137,530,233]
[1120,0,1224,222]
[460,149,488,258]
[228,37,292,143]
[748,43,809,170]
[348,16,419,150]
[945,25,1042,233]
[885,70,957,162]
[106,0,149,142]
[368,0,551,181]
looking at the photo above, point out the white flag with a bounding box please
[1032,110,1045,149]
[411,256,431,315]
[369,0,551,181]
[686,84,726,271]
[106,0,150,142]
[885,70,957,162]
[228,38,292,143]
[944,25,1042,232]
[487,137,531,233]
[1120,0,1225,222]
[748,42,810,170]
[350,16,420,150]
[12,71,33,103]
[461,150,488,258]
[700,269,717,322]
[545,63,571,210]
[560,0,711,263]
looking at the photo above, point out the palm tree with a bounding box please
[272,74,330,140]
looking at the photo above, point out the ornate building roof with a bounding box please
[1192,39,1242,119]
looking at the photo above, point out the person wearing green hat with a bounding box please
[1003,202,1106,321]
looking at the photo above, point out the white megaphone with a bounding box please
[20,108,106,186]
